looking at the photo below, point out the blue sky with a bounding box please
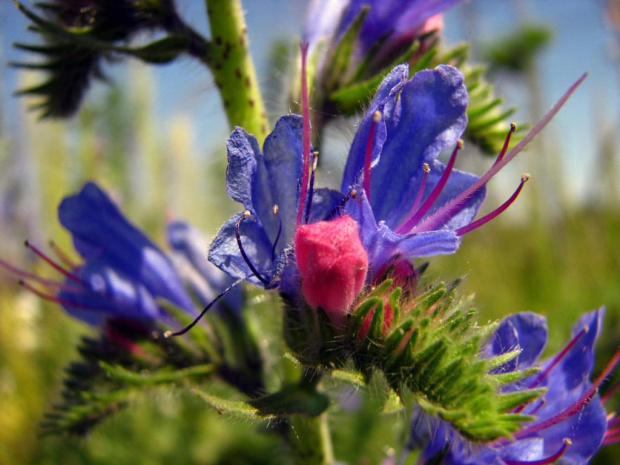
[1,0,618,201]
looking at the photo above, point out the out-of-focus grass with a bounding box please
[1,60,619,464]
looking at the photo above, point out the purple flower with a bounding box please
[208,114,344,295]
[409,308,616,465]
[1,182,197,325]
[341,64,487,280]
[305,0,461,76]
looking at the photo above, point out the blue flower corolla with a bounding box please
[409,308,612,465]
[341,64,486,279]
[305,0,461,69]
[208,115,344,294]
[167,220,243,317]
[49,182,196,325]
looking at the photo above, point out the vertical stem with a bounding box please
[287,413,334,465]
[205,0,269,142]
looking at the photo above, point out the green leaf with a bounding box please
[123,36,190,64]
[327,7,369,89]
[194,384,330,419]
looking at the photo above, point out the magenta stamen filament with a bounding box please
[455,174,529,236]
[503,438,571,465]
[414,73,587,234]
[513,348,620,441]
[493,123,517,167]
[362,111,381,202]
[398,140,461,233]
[24,240,82,283]
[395,163,430,234]
[49,240,77,268]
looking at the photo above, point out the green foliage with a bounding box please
[348,280,543,442]
[485,24,553,74]
[12,0,207,118]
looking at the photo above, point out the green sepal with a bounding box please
[327,7,369,89]
[496,387,547,412]
[489,366,540,387]
[194,384,330,419]
[100,362,214,386]
[486,349,522,371]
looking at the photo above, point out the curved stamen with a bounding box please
[18,280,90,309]
[271,205,283,261]
[455,174,529,236]
[503,438,571,465]
[235,211,271,286]
[0,258,81,291]
[400,140,462,233]
[514,347,620,440]
[296,41,312,228]
[49,240,77,268]
[415,73,587,233]
[326,189,358,221]
[493,122,517,166]
[304,151,319,224]
[396,163,430,234]
[513,326,587,414]
[165,276,247,337]
[24,240,82,283]
[363,111,382,202]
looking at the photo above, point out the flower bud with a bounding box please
[295,215,368,327]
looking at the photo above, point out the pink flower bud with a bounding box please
[295,215,368,327]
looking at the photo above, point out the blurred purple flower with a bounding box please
[409,308,617,465]
[2,182,197,326]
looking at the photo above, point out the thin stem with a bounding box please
[205,0,268,142]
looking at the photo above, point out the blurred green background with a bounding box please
[1,0,620,464]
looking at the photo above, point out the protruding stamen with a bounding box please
[396,163,430,234]
[455,174,529,236]
[49,240,77,268]
[235,211,271,286]
[272,205,282,260]
[494,122,517,166]
[0,258,80,291]
[326,189,358,221]
[514,347,620,440]
[24,240,82,283]
[165,276,247,337]
[18,279,89,308]
[503,438,571,465]
[296,42,312,228]
[415,73,587,234]
[304,151,319,224]
[513,326,587,413]
[363,111,382,202]
[399,141,462,233]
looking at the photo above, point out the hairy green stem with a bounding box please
[287,413,334,465]
[205,0,268,142]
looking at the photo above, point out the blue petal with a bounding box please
[226,127,263,209]
[341,64,408,191]
[368,66,469,223]
[345,191,459,277]
[307,188,346,224]
[338,0,462,57]
[505,312,548,369]
[58,182,194,314]
[261,115,305,250]
[559,307,605,390]
[208,212,276,287]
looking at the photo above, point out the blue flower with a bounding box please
[208,115,344,294]
[5,182,197,326]
[305,0,462,69]
[341,64,487,280]
[409,308,614,465]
